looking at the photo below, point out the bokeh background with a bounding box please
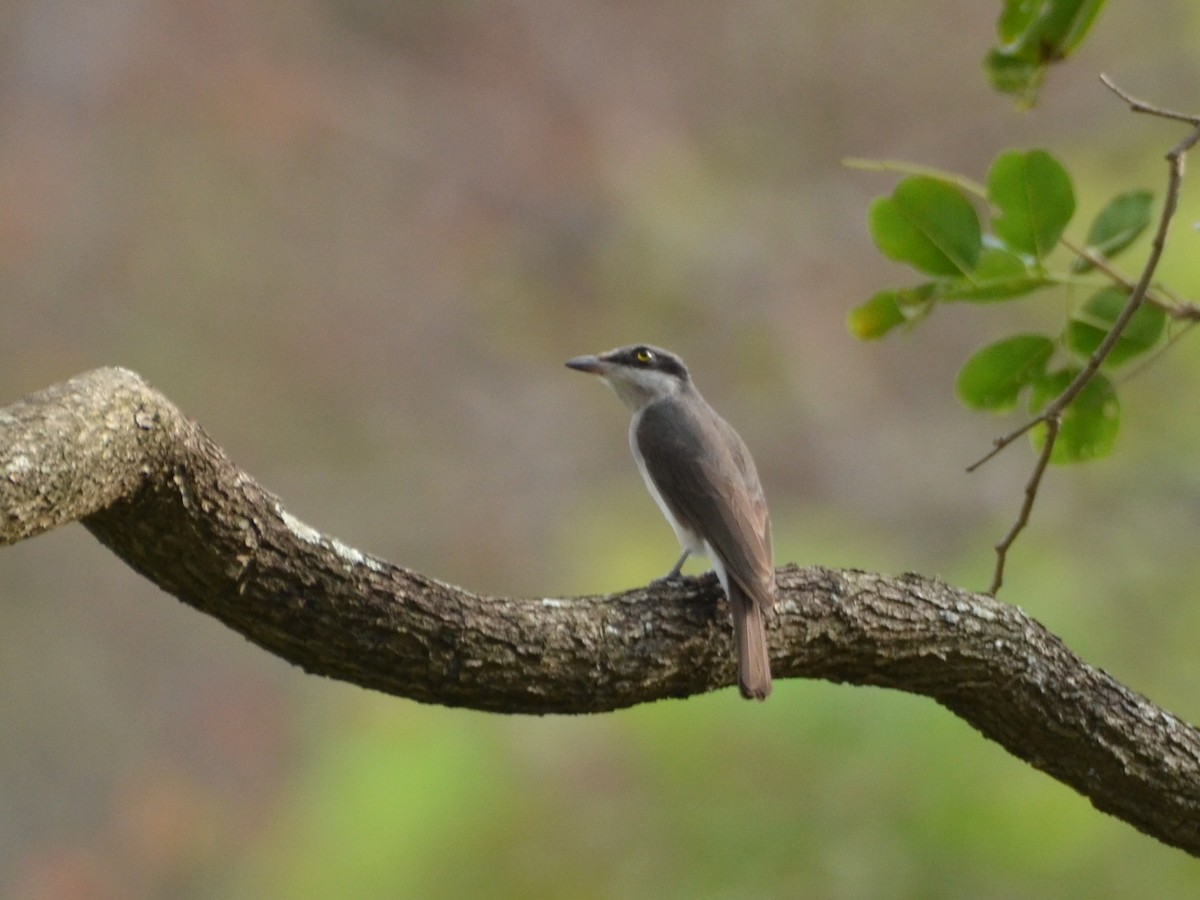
[3,1,1200,897]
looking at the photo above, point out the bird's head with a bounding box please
[566,344,691,411]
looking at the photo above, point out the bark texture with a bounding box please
[2,367,1199,854]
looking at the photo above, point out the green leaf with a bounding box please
[956,334,1055,411]
[941,247,1049,302]
[996,0,1041,43]
[1064,287,1166,367]
[869,176,983,277]
[986,0,1109,105]
[985,51,1045,103]
[988,150,1075,261]
[1030,368,1119,463]
[847,285,938,339]
[848,291,905,339]
[1006,0,1106,55]
[1071,189,1153,273]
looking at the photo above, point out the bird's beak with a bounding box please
[565,354,604,374]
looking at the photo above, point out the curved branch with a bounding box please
[3,368,1199,854]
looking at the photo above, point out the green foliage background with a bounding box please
[2,1,1200,897]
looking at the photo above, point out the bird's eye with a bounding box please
[635,348,653,364]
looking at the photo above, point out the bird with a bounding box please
[566,344,775,699]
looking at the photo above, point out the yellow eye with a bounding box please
[635,348,653,364]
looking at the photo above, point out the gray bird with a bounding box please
[566,344,775,699]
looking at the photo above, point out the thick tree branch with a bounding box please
[3,368,1200,854]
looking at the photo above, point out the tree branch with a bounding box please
[988,412,1059,595]
[3,368,1200,854]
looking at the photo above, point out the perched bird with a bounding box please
[566,344,775,699]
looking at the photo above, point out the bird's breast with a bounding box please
[628,412,707,556]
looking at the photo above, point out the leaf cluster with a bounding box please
[850,150,1165,464]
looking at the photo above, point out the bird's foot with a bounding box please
[650,550,693,587]
[650,570,692,588]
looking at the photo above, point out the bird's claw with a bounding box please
[650,571,690,588]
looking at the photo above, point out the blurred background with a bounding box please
[2,0,1200,897]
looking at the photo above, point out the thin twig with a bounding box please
[1061,235,1138,289]
[1059,236,1200,320]
[974,76,1200,593]
[1056,234,1200,384]
[1099,74,1200,125]
[1169,302,1200,322]
[1059,236,1164,304]
[990,414,1060,595]
[967,420,1040,472]
[842,157,989,198]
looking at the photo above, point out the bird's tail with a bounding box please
[730,585,772,700]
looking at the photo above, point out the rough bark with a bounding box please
[2,367,1199,854]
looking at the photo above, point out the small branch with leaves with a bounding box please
[966,78,1200,591]
[847,79,1200,594]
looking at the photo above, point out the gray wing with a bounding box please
[637,397,775,612]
